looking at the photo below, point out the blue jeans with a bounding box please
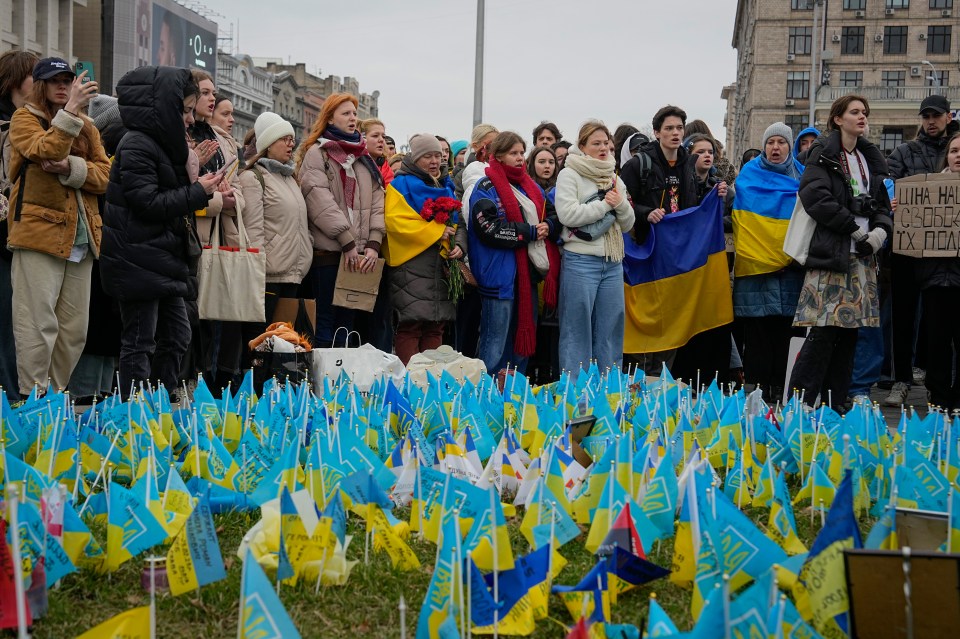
[558,252,624,377]
[849,326,883,396]
[478,284,537,375]
[311,262,356,348]
[0,256,18,400]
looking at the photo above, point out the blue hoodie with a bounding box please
[793,126,820,160]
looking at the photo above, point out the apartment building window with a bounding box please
[844,0,867,8]
[881,70,906,97]
[785,115,811,138]
[929,0,952,7]
[928,26,952,53]
[787,71,811,99]
[791,0,813,8]
[840,70,864,86]
[886,0,909,7]
[883,26,908,53]
[882,70,906,85]
[789,27,813,54]
[926,70,950,86]
[842,27,865,54]
[880,129,904,154]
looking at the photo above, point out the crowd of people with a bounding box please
[1,51,959,413]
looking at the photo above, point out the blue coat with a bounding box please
[732,267,804,318]
[467,178,556,300]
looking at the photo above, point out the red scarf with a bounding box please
[320,136,378,210]
[484,158,561,358]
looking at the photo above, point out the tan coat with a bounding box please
[298,144,385,254]
[239,160,313,284]
[6,105,110,258]
[196,124,245,246]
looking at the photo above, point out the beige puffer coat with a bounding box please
[298,144,385,254]
[239,158,312,284]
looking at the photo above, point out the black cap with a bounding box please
[919,94,950,115]
[32,57,74,82]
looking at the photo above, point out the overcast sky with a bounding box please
[202,0,738,148]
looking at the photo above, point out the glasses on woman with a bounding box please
[279,135,296,145]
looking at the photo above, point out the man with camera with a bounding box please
[883,95,958,407]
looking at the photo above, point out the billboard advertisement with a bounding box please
[133,0,217,74]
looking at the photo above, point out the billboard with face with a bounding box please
[143,0,217,73]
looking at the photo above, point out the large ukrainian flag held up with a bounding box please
[623,188,733,353]
[731,157,804,277]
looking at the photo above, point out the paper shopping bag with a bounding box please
[332,254,384,312]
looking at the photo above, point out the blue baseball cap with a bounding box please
[33,57,74,81]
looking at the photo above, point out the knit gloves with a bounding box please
[852,227,887,257]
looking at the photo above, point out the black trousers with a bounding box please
[673,323,734,387]
[741,316,803,397]
[922,286,960,410]
[119,296,190,398]
[891,254,926,382]
[789,326,858,411]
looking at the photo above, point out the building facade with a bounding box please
[726,0,959,159]
[272,71,305,141]
[215,52,273,141]
[260,62,380,132]
[1,0,83,59]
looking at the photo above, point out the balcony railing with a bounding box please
[816,85,960,104]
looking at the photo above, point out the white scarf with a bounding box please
[514,187,550,275]
[563,151,624,262]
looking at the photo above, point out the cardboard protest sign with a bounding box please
[893,172,960,257]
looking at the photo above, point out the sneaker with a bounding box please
[849,394,872,407]
[913,367,926,386]
[884,381,910,407]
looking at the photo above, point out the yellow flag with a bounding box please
[368,504,420,571]
[76,606,150,639]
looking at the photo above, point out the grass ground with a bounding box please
[26,491,871,639]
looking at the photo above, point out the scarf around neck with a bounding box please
[319,124,382,212]
[256,157,296,177]
[484,158,560,358]
[759,153,801,180]
[562,151,624,262]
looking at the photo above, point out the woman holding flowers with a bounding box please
[468,131,560,375]
[384,134,465,364]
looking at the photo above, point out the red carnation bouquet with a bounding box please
[419,196,469,303]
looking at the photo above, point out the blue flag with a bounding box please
[240,548,302,639]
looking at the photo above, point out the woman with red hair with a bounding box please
[296,93,385,347]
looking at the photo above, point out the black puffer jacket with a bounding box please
[620,142,699,244]
[99,66,209,301]
[887,120,959,179]
[799,131,893,272]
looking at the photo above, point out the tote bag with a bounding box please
[782,194,817,266]
[197,201,266,322]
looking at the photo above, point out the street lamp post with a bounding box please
[473,0,485,127]
[920,59,941,89]
[809,0,825,128]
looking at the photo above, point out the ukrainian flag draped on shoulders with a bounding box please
[384,167,458,267]
[622,188,733,353]
[731,155,805,277]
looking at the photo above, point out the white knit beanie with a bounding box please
[255,112,295,154]
[762,122,794,157]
